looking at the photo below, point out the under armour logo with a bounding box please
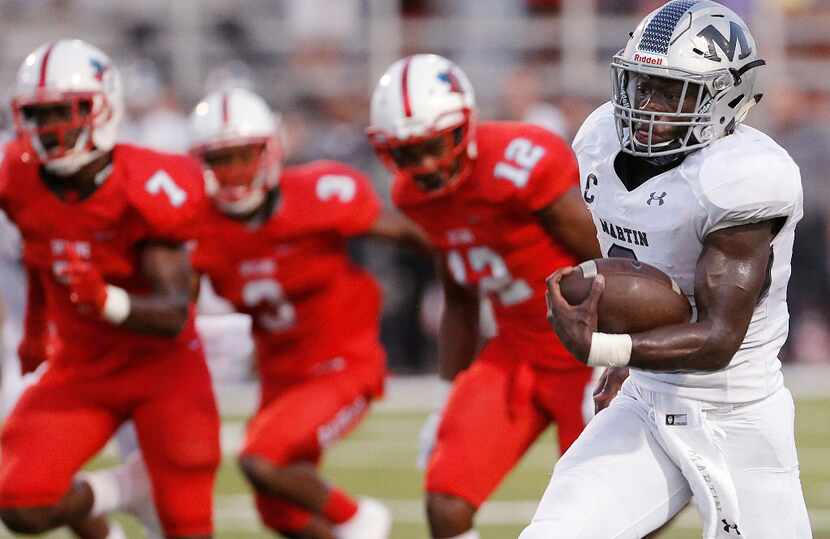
[647,192,667,206]
[722,519,741,535]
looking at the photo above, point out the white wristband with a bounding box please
[587,333,632,367]
[103,285,131,325]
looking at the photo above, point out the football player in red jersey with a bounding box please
[189,88,426,539]
[368,54,601,539]
[0,40,220,539]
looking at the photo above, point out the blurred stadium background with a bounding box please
[0,1,828,538]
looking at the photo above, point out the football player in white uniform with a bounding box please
[521,1,813,538]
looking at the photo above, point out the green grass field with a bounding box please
[3,396,828,538]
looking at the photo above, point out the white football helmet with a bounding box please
[189,88,283,216]
[368,54,477,195]
[12,39,123,175]
[611,0,765,159]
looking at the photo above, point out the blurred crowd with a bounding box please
[1,0,829,378]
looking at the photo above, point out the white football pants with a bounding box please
[520,381,812,539]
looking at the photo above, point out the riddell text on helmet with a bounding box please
[633,53,664,65]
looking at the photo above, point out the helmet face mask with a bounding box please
[13,92,106,163]
[12,40,123,176]
[611,0,765,160]
[368,54,478,197]
[188,88,284,217]
[192,137,279,215]
[369,109,474,194]
[612,65,712,157]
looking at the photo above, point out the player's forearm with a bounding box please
[368,211,431,253]
[437,303,479,381]
[628,320,740,372]
[120,291,190,337]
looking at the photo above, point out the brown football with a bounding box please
[558,258,692,334]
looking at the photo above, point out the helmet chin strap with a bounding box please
[629,125,696,166]
[218,187,266,217]
[642,152,685,167]
[44,148,104,176]
[629,137,686,166]
[36,127,104,176]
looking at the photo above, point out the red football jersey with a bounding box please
[191,160,383,381]
[0,141,204,373]
[393,122,582,369]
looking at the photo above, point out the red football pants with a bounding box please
[242,343,384,534]
[426,338,593,508]
[0,343,221,537]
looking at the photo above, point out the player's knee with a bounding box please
[169,439,221,474]
[0,506,57,534]
[426,492,475,535]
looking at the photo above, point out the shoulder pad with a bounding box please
[573,102,615,157]
[283,160,381,236]
[121,145,206,241]
[693,129,802,236]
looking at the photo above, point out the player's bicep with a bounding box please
[535,187,601,262]
[139,241,194,298]
[694,220,775,341]
[366,209,431,251]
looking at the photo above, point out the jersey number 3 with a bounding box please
[242,278,297,332]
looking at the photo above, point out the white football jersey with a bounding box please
[574,102,803,403]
